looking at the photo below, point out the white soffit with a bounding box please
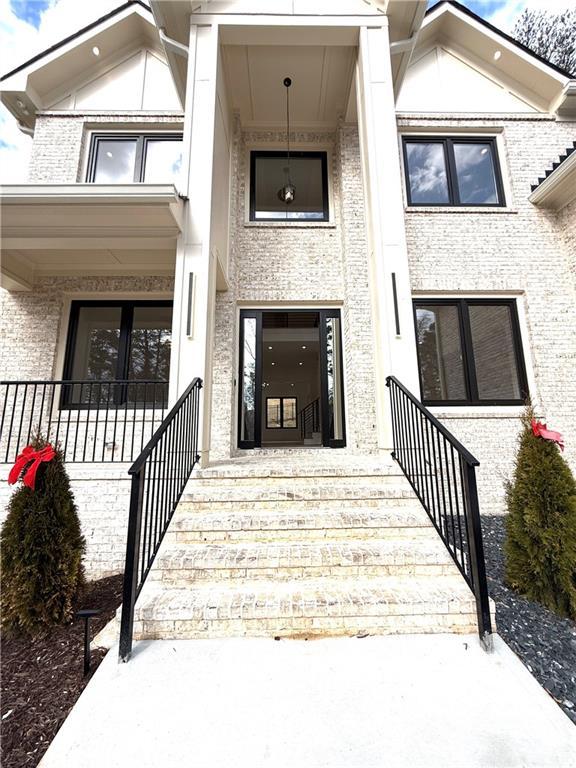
[222,43,356,127]
[406,2,573,114]
[0,4,176,127]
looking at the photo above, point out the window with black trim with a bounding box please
[403,137,505,207]
[63,300,172,406]
[250,151,329,221]
[87,134,183,184]
[266,397,298,428]
[413,299,528,406]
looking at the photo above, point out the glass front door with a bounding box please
[237,309,346,449]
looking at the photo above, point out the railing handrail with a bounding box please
[129,377,202,475]
[386,376,479,466]
[386,375,492,650]
[119,377,202,661]
[0,378,168,385]
[297,396,320,419]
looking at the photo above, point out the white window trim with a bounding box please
[398,128,516,212]
[243,143,336,227]
[411,290,537,415]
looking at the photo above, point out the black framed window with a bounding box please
[63,300,172,406]
[250,151,329,221]
[403,137,505,207]
[87,134,183,184]
[266,397,298,429]
[413,299,528,406]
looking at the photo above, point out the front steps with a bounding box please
[131,456,483,641]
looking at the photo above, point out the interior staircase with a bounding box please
[129,454,482,641]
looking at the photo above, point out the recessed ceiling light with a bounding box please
[16,99,24,108]
[268,345,273,350]
[271,362,275,366]
[493,50,501,61]
[299,362,303,366]
[301,345,307,349]
[92,46,100,56]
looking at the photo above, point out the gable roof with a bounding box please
[426,1,575,81]
[1,1,151,82]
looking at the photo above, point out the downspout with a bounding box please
[389,2,428,95]
[158,28,189,58]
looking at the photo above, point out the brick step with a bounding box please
[149,538,456,584]
[181,495,421,512]
[189,473,407,488]
[181,483,416,505]
[132,575,479,639]
[166,507,434,543]
[192,462,403,481]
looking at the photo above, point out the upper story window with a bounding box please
[250,150,329,222]
[402,137,505,207]
[87,134,183,184]
[63,300,172,406]
[414,299,528,406]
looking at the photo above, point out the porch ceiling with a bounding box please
[0,184,181,291]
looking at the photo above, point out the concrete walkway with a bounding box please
[39,634,576,768]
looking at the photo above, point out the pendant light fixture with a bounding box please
[278,77,295,205]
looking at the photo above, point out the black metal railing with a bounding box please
[299,397,320,440]
[0,380,169,464]
[386,376,493,649]
[119,377,202,661]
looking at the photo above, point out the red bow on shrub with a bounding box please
[8,445,56,490]
[531,419,564,452]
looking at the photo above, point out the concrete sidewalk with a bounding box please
[39,634,576,768]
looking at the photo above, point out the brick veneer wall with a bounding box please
[400,114,576,513]
[28,112,184,183]
[209,122,379,458]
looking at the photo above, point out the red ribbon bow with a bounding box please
[531,419,564,452]
[8,444,56,490]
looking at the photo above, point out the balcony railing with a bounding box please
[0,380,169,464]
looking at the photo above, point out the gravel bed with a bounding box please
[481,515,576,725]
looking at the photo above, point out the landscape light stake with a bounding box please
[76,608,101,676]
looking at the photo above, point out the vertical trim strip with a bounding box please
[186,272,194,337]
[391,272,401,336]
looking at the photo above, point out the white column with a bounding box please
[356,22,420,450]
[169,23,219,466]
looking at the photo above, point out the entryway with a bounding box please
[238,309,346,449]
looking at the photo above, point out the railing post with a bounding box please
[461,462,493,651]
[119,468,146,662]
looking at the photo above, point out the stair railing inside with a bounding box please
[386,376,493,650]
[119,377,203,661]
[298,397,320,440]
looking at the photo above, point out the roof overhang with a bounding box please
[0,184,183,291]
[150,0,426,105]
[529,152,576,211]
[419,1,574,114]
[0,2,161,129]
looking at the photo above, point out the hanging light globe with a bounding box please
[277,183,296,204]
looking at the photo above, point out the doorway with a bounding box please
[238,309,346,449]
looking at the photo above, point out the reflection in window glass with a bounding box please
[405,143,449,204]
[71,306,122,381]
[453,143,498,204]
[93,140,137,183]
[468,305,520,400]
[326,316,344,440]
[241,318,256,442]
[415,305,467,401]
[252,153,328,221]
[267,398,281,429]
[129,306,172,381]
[143,139,183,184]
[282,398,297,428]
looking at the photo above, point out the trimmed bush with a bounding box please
[1,439,85,634]
[505,407,576,619]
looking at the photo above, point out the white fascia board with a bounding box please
[0,183,182,206]
[529,151,576,210]
[421,3,569,88]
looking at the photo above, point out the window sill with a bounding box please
[244,220,336,229]
[429,406,524,419]
[405,206,517,214]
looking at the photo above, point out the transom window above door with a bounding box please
[414,299,528,406]
[249,151,329,221]
[402,137,505,206]
[87,134,183,184]
[63,300,172,406]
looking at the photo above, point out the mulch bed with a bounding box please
[482,515,576,725]
[1,574,123,768]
